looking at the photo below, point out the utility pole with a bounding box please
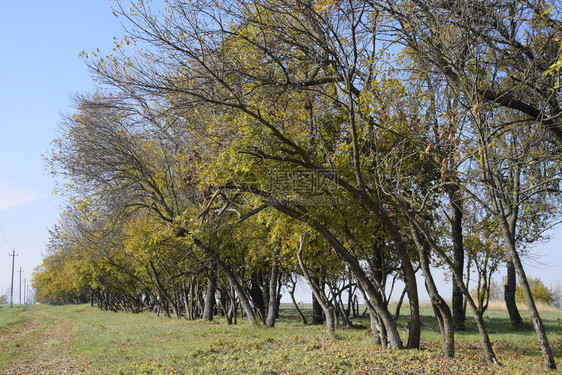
[9,250,18,308]
[17,268,23,305]
[23,278,27,306]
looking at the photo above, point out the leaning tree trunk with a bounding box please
[393,287,407,321]
[504,236,556,369]
[289,278,308,325]
[356,282,388,347]
[310,227,403,348]
[312,228,403,348]
[297,241,335,337]
[387,230,421,349]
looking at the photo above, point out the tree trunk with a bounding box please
[410,217,498,364]
[266,247,280,328]
[270,206,403,349]
[309,227,403,348]
[203,262,217,321]
[325,306,336,337]
[289,285,308,325]
[450,188,466,331]
[297,243,335,337]
[148,262,179,319]
[191,236,256,325]
[504,255,523,329]
[312,278,324,324]
[369,310,382,346]
[413,228,454,358]
[506,240,557,369]
[393,287,407,321]
[250,272,266,324]
[181,278,190,319]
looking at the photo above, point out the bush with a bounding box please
[515,277,553,305]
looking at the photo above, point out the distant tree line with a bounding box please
[33,0,562,369]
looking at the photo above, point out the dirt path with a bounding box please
[0,308,95,375]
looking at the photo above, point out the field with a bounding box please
[0,303,561,374]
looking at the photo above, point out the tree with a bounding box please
[386,0,562,147]
[464,218,505,314]
[386,1,562,367]
[33,0,562,370]
[89,0,421,349]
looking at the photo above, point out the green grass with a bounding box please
[1,303,561,374]
[0,305,25,330]
[0,305,26,366]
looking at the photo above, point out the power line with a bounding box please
[0,221,12,250]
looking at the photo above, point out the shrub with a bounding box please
[515,277,553,305]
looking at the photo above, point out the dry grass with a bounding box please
[484,299,562,313]
[398,299,562,314]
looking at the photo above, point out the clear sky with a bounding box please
[0,1,560,304]
[0,0,126,300]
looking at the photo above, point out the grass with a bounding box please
[0,303,561,374]
[0,305,26,366]
[0,305,25,330]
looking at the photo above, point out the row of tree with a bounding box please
[33,0,562,369]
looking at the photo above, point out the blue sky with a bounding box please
[0,1,560,303]
[0,0,125,299]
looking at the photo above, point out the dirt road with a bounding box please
[0,308,94,374]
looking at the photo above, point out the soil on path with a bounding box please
[0,308,95,374]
